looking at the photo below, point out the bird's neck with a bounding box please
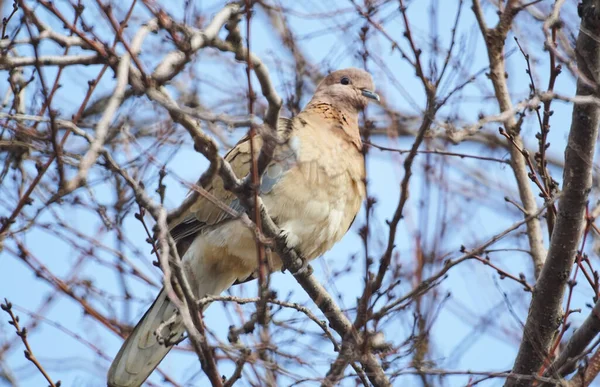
[303,100,362,150]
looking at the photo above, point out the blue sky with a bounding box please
[0,0,591,386]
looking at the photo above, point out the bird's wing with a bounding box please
[168,117,296,249]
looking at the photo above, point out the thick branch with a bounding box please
[0,54,103,69]
[507,3,600,385]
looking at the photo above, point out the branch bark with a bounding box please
[473,0,547,278]
[544,299,600,382]
[507,2,600,385]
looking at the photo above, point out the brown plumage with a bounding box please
[107,68,379,387]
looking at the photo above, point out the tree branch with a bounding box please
[507,2,600,385]
[472,0,546,278]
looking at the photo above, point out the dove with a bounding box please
[108,68,379,387]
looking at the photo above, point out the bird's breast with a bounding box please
[263,129,365,261]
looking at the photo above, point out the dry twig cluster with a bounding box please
[2,0,600,386]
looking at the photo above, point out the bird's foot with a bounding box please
[277,229,311,275]
[292,256,313,277]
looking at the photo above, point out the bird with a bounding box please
[107,68,379,387]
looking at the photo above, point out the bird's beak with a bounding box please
[361,89,380,102]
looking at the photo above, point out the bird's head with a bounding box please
[312,68,379,112]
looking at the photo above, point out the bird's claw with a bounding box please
[292,256,313,276]
[277,229,311,275]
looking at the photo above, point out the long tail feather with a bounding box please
[107,289,183,387]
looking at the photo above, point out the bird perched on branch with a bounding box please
[107,68,379,387]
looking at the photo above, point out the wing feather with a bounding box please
[167,118,296,253]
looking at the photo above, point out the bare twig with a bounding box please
[1,299,60,387]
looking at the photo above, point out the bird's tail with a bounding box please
[108,261,237,387]
[107,289,183,387]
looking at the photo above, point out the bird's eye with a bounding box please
[340,76,351,85]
